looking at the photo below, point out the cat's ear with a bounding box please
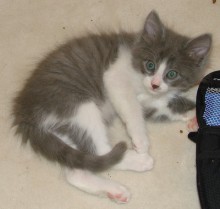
[184,34,212,61]
[143,11,165,42]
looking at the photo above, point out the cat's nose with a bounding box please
[151,84,160,90]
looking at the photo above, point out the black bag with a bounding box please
[188,71,220,209]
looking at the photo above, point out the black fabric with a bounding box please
[188,71,220,209]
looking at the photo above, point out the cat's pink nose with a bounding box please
[151,84,159,90]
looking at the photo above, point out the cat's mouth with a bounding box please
[147,87,164,95]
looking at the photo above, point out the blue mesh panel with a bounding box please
[203,88,220,126]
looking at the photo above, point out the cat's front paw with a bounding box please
[181,109,198,131]
[187,116,198,132]
[132,153,154,172]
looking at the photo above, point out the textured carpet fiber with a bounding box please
[0,0,220,208]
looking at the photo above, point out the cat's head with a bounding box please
[132,11,212,95]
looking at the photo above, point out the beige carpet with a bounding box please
[0,0,220,208]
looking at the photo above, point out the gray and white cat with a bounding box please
[12,11,211,203]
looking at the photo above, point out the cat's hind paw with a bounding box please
[106,185,131,204]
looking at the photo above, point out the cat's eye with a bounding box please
[166,70,178,79]
[145,61,155,72]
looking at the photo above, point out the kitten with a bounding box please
[12,11,211,203]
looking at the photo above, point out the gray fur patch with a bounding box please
[168,96,195,114]
[144,108,157,119]
[155,115,169,122]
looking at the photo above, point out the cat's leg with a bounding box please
[53,101,132,203]
[138,92,198,130]
[71,101,112,155]
[109,92,149,154]
[180,109,198,131]
[104,55,150,154]
[168,88,198,130]
[65,168,131,204]
[43,101,112,155]
[106,91,148,154]
[165,109,198,131]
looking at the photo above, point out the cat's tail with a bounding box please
[15,123,127,172]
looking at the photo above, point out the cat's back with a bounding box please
[30,32,135,87]
[13,32,135,123]
[45,32,134,73]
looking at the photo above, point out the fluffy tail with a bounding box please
[15,123,127,172]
